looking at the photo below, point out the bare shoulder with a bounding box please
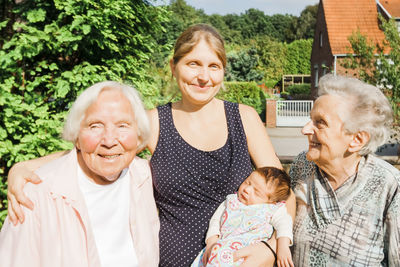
[238,103,263,130]
[238,103,282,169]
[147,108,159,154]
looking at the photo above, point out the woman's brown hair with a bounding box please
[172,24,226,68]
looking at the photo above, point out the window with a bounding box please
[322,63,327,76]
[319,32,323,48]
[314,65,319,87]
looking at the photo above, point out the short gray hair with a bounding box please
[62,81,150,151]
[318,74,393,155]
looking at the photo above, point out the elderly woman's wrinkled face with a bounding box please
[76,89,138,185]
[302,95,354,166]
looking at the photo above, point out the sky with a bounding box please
[155,0,319,16]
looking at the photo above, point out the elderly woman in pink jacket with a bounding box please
[0,81,160,267]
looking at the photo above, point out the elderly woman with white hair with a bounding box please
[0,81,160,267]
[290,74,400,266]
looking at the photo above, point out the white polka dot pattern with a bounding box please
[150,101,253,266]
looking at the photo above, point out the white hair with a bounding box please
[318,74,393,155]
[62,81,150,150]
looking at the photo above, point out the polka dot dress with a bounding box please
[150,101,253,267]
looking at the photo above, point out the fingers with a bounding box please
[7,200,18,226]
[14,185,34,210]
[202,251,208,265]
[28,173,42,184]
[233,246,249,262]
[7,192,25,224]
[277,258,294,267]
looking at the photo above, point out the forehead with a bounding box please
[84,89,134,120]
[312,95,347,121]
[183,39,221,61]
[247,172,267,185]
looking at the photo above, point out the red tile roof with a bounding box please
[380,0,400,18]
[323,0,386,54]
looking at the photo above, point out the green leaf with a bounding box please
[27,9,47,23]
[82,24,91,35]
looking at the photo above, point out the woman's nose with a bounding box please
[197,67,210,82]
[301,120,314,135]
[101,127,118,147]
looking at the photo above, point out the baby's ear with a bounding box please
[348,131,370,153]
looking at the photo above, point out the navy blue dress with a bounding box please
[150,101,253,266]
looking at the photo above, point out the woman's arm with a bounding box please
[239,104,282,169]
[236,104,296,266]
[234,241,276,267]
[146,108,159,154]
[7,151,67,224]
[239,104,296,219]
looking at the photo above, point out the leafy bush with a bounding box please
[284,39,312,75]
[282,83,311,100]
[285,83,311,95]
[225,48,264,82]
[0,0,168,228]
[217,81,270,116]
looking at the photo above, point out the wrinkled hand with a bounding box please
[277,245,294,267]
[7,162,41,225]
[234,242,275,267]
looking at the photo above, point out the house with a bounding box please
[378,0,400,30]
[310,0,391,98]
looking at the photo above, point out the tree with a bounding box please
[291,4,318,41]
[0,0,168,226]
[269,14,297,43]
[343,16,400,123]
[225,47,264,82]
[284,39,313,75]
[251,36,287,82]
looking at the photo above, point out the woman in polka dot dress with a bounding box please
[147,24,295,266]
[7,24,295,267]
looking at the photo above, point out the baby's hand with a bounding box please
[202,235,219,265]
[277,237,294,267]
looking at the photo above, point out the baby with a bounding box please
[191,167,293,267]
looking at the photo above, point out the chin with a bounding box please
[305,150,318,162]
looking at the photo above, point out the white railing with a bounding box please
[276,100,313,127]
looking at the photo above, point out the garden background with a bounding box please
[2,0,398,227]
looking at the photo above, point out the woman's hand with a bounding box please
[6,150,68,224]
[7,162,42,225]
[234,242,276,267]
[203,235,220,265]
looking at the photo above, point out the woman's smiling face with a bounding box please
[171,38,224,106]
[76,89,138,185]
[302,94,354,166]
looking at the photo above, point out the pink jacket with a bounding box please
[0,149,160,267]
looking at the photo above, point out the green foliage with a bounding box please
[284,39,313,75]
[284,83,311,100]
[0,0,168,227]
[226,47,264,82]
[217,81,270,115]
[342,30,377,84]
[285,83,311,95]
[343,16,400,124]
[251,36,287,82]
[290,4,318,41]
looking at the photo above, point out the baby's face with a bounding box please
[237,172,274,205]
